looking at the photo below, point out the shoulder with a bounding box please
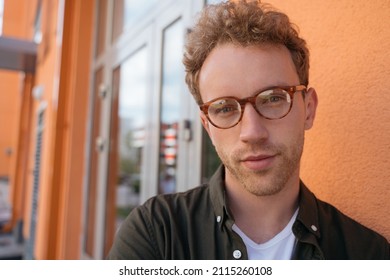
[127,184,213,235]
[140,184,210,215]
[298,183,389,259]
[107,184,210,259]
[315,198,381,237]
[315,197,390,259]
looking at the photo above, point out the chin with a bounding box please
[229,166,284,196]
[243,176,286,197]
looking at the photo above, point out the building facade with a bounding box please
[0,0,389,259]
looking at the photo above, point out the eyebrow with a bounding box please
[250,84,297,96]
[227,85,292,100]
[202,84,302,105]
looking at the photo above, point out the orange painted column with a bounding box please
[50,0,95,259]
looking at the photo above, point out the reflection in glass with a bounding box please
[206,0,226,4]
[95,0,107,57]
[104,67,119,257]
[158,19,184,194]
[109,48,148,238]
[85,68,103,257]
[112,0,158,41]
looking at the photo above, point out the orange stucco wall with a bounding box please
[266,0,390,240]
[0,0,35,178]
[0,71,20,177]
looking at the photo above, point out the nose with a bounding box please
[239,103,269,143]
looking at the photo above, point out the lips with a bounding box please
[240,154,276,171]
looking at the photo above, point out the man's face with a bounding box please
[199,44,317,196]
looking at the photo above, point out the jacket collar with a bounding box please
[295,181,321,239]
[208,165,322,238]
[209,165,231,229]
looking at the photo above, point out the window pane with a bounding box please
[158,19,184,194]
[104,66,120,257]
[206,0,226,4]
[112,0,124,41]
[85,67,103,257]
[95,0,107,57]
[107,47,148,243]
[112,0,158,41]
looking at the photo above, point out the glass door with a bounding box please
[158,18,185,194]
[84,0,206,259]
[104,47,149,257]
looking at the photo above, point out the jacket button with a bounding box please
[216,216,221,223]
[233,250,242,259]
[311,225,318,231]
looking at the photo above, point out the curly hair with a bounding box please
[183,0,310,105]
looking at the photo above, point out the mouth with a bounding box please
[240,154,277,171]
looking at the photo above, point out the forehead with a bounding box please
[198,44,300,102]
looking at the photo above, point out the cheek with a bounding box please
[268,115,306,147]
[284,102,307,134]
[280,122,305,154]
[209,128,238,149]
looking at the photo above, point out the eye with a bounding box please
[257,89,290,106]
[215,105,236,114]
[209,99,240,117]
[257,94,285,105]
[268,94,286,103]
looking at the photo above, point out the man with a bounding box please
[108,0,389,259]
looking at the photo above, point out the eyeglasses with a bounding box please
[200,85,306,129]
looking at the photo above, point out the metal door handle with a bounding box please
[95,137,105,152]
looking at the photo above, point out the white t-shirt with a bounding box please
[232,209,298,260]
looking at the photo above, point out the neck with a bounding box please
[225,169,300,244]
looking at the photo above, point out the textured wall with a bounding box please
[0,71,20,177]
[0,0,33,177]
[266,0,390,241]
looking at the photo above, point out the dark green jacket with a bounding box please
[107,166,390,259]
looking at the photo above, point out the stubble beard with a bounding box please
[216,134,304,197]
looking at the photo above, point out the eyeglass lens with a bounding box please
[207,88,292,128]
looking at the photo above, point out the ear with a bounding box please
[304,87,318,130]
[200,111,214,145]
